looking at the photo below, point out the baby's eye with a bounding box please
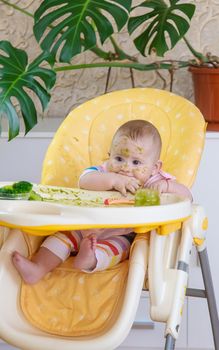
[133,159,141,165]
[115,156,123,162]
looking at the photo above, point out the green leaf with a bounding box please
[33,0,132,63]
[128,0,195,57]
[0,41,56,141]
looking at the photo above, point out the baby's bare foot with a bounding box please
[73,235,97,271]
[12,251,43,285]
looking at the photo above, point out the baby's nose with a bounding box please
[121,162,129,169]
[121,162,132,172]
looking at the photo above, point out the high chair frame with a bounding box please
[186,247,219,350]
[156,205,219,349]
[0,88,218,350]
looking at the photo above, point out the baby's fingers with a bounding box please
[118,184,127,196]
[126,183,137,194]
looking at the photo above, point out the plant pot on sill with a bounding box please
[189,66,219,131]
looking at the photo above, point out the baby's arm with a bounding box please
[79,172,140,196]
[79,172,117,191]
[167,180,192,201]
[147,179,192,201]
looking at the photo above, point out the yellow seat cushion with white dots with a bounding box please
[21,257,129,336]
[42,88,206,188]
[21,88,206,336]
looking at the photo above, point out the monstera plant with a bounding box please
[0,0,206,140]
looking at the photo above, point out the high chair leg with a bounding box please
[198,247,219,350]
[165,334,175,350]
[190,205,219,350]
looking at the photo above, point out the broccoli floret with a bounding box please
[0,186,14,194]
[28,190,43,201]
[12,181,33,193]
[0,181,33,199]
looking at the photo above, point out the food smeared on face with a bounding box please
[136,146,144,154]
[121,148,130,157]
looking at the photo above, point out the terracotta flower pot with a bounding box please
[189,66,219,131]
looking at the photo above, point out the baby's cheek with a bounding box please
[134,167,148,175]
[108,162,120,173]
[133,168,149,183]
[107,164,114,172]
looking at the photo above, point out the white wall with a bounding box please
[0,135,52,183]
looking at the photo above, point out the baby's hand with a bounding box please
[111,174,140,196]
[147,179,169,194]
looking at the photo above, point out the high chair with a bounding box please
[0,88,218,350]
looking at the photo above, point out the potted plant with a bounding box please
[187,44,219,130]
[0,0,218,140]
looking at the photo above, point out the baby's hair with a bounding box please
[113,119,162,159]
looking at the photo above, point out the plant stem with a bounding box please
[109,37,137,62]
[90,37,137,61]
[89,46,113,60]
[0,0,34,18]
[54,60,190,72]
[183,37,208,63]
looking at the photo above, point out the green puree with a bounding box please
[134,189,160,206]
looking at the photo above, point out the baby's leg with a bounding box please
[73,235,97,271]
[93,235,131,271]
[12,247,62,285]
[12,230,83,284]
[74,234,132,273]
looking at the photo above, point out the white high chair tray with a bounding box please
[0,187,192,350]
[0,183,191,231]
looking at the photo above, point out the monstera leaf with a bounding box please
[0,41,56,140]
[128,0,195,57]
[33,0,131,63]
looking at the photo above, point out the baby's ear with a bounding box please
[152,160,162,175]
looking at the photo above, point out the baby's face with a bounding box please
[107,135,160,185]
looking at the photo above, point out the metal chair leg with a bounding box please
[198,247,219,350]
[165,334,176,350]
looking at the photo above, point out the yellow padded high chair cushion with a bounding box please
[20,88,206,336]
[42,88,206,188]
[21,257,129,336]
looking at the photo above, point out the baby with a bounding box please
[12,120,192,284]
